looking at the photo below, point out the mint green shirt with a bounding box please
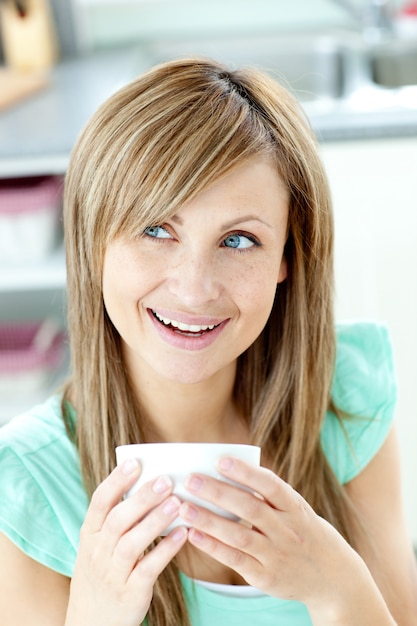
[0,321,397,625]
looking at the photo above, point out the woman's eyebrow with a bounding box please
[171,213,273,230]
[220,215,273,230]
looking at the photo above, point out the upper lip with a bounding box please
[149,308,227,329]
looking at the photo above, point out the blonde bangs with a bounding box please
[66,58,277,266]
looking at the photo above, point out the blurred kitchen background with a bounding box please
[0,0,416,545]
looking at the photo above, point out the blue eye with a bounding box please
[223,233,258,250]
[144,226,171,239]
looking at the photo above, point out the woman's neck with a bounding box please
[128,359,248,444]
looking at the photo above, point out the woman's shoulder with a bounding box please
[321,320,397,484]
[333,321,396,412]
[0,394,87,577]
[0,394,69,452]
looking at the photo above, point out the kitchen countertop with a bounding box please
[305,85,417,142]
[0,45,416,178]
[0,47,150,178]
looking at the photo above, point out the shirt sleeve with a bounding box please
[321,321,397,484]
[0,397,88,577]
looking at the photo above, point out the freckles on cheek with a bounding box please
[102,271,127,324]
[103,251,139,300]
[239,267,277,301]
[102,244,154,339]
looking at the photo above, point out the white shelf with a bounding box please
[0,246,66,292]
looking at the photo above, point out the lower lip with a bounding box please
[147,309,229,351]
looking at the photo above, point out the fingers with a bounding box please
[179,503,264,586]
[112,495,185,580]
[178,470,269,578]
[117,494,182,553]
[182,499,262,555]
[129,526,188,589]
[180,459,310,551]
[71,462,190,625]
[180,487,266,554]
[101,474,175,539]
[217,457,302,512]
[186,525,261,581]
[181,465,287,533]
[83,459,142,533]
[178,465,308,591]
[80,463,189,585]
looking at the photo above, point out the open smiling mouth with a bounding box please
[150,309,221,337]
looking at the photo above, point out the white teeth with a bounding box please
[153,311,216,332]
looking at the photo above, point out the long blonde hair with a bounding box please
[63,58,354,625]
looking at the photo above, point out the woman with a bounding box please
[0,58,416,625]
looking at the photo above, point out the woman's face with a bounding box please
[102,156,289,386]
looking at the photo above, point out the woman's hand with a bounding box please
[65,459,188,626]
[180,457,395,625]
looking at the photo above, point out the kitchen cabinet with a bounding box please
[320,137,417,544]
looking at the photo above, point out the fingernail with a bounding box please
[163,496,181,516]
[171,526,187,543]
[218,457,234,472]
[153,475,173,494]
[121,458,140,475]
[189,528,205,544]
[185,474,203,492]
[182,503,198,521]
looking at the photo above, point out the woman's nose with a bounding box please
[167,249,221,308]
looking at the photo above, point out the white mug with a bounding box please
[116,442,261,535]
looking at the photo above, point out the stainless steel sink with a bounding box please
[369,39,417,87]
